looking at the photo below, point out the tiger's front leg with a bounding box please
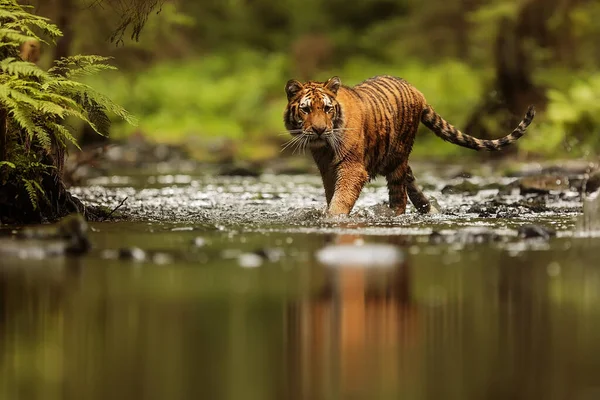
[327,163,368,216]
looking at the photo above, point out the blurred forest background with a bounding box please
[24,0,600,163]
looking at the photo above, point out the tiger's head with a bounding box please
[283,76,344,145]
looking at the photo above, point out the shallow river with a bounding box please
[1,163,600,400]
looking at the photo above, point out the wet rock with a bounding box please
[316,243,404,267]
[441,180,481,196]
[519,175,570,195]
[450,170,473,179]
[517,225,556,240]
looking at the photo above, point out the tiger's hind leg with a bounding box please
[387,164,432,215]
[386,163,409,215]
[406,166,431,214]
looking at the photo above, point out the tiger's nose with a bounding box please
[312,126,327,136]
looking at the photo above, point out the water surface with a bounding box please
[1,165,599,400]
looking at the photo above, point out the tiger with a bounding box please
[283,75,535,217]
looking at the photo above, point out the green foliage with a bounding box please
[85,51,483,160]
[521,74,600,158]
[0,0,135,211]
[22,0,600,163]
[85,51,287,143]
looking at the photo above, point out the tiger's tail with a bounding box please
[420,105,535,151]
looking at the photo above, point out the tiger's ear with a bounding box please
[285,79,303,101]
[325,76,341,95]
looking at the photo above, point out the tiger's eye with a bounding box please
[324,105,333,113]
[300,106,311,114]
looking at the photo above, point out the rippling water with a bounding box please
[1,165,599,400]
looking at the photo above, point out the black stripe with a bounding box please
[361,85,388,171]
[369,82,395,157]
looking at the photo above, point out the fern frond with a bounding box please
[49,122,80,150]
[33,126,51,149]
[7,105,36,140]
[0,58,49,79]
[0,3,61,40]
[31,180,48,204]
[21,178,38,209]
[0,27,37,45]
[0,161,16,169]
[49,55,117,78]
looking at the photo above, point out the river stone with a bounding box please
[316,243,404,268]
[519,175,570,195]
[441,180,482,195]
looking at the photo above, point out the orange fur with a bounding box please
[283,75,535,216]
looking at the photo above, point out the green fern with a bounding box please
[1,0,137,212]
[21,178,38,209]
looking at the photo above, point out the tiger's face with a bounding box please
[283,76,344,146]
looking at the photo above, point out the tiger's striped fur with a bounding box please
[283,75,535,216]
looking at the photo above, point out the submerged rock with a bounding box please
[316,243,404,267]
[0,214,91,259]
[517,225,556,240]
[429,227,504,245]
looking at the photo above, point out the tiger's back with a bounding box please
[345,75,426,178]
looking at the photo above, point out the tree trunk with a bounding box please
[464,9,547,157]
[54,0,74,61]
